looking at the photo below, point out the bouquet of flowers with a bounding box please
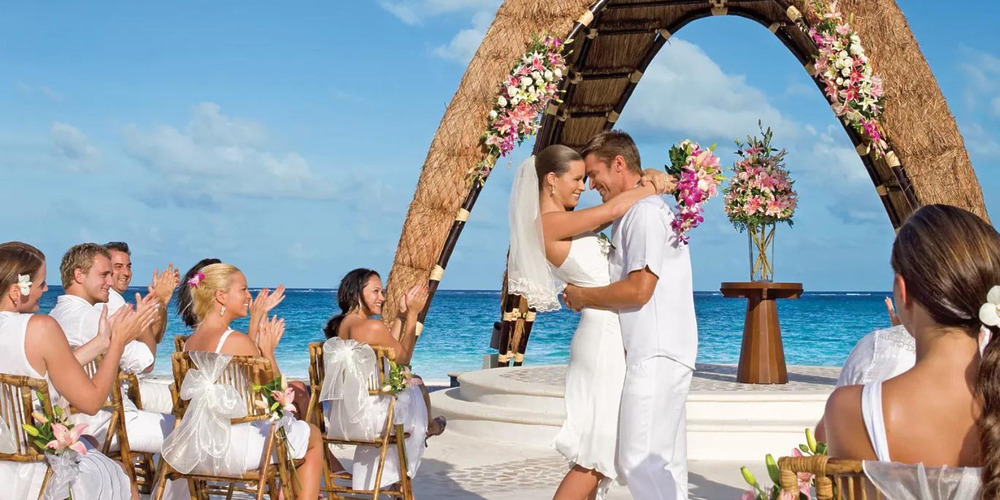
[383,360,422,394]
[805,0,886,157]
[664,140,725,244]
[470,34,569,186]
[723,124,797,231]
[739,428,826,500]
[22,391,89,500]
[723,123,796,282]
[253,375,299,487]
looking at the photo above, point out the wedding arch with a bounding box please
[383,0,988,356]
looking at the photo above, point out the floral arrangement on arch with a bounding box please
[805,0,887,158]
[469,34,569,186]
[664,140,725,244]
[739,428,827,499]
[723,123,797,232]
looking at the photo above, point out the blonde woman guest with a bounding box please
[0,241,158,500]
[823,205,997,489]
[507,142,672,500]
[172,262,324,500]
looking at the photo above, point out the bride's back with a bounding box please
[552,233,611,288]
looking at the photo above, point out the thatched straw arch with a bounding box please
[383,0,987,338]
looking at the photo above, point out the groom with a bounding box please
[563,130,698,500]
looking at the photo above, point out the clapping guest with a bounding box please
[175,262,323,499]
[823,205,997,480]
[103,241,179,345]
[0,241,158,499]
[48,243,175,455]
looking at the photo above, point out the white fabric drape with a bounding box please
[0,418,16,454]
[320,338,380,441]
[160,351,246,475]
[507,155,562,312]
[863,462,980,500]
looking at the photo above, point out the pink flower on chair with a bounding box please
[46,423,88,455]
[271,388,297,415]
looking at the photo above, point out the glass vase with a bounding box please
[747,223,776,282]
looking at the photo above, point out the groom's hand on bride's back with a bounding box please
[562,285,583,312]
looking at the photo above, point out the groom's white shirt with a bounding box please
[610,195,698,368]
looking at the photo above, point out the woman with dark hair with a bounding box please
[322,268,442,491]
[823,204,999,495]
[176,258,221,329]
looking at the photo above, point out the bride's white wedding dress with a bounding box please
[551,232,626,496]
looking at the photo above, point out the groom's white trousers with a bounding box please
[618,355,694,500]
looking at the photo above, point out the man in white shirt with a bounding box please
[49,243,173,453]
[104,241,178,348]
[565,131,698,500]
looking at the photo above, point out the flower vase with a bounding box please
[747,223,776,282]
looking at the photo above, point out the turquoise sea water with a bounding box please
[39,288,890,381]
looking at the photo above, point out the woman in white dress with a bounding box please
[168,262,324,500]
[322,269,442,490]
[507,145,671,500]
[0,241,159,500]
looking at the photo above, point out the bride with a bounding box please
[507,145,671,500]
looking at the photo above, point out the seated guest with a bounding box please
[48,243,174,454]
[0,241,158,499]
[322,269,444,490]
[103,241,179,346]
[173,262,323,499]
[823,205,997,478]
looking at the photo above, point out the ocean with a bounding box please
[38,288,891,382]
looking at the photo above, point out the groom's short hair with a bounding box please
[580,130,642,174]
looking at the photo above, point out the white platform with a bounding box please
[431,364,837,461]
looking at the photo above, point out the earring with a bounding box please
[220,305,226,317]
[550,185,555,196]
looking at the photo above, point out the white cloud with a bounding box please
[958,47,1000,112]
[122,102,333,201]
[50,122,101,164]
[621,39,798,141]
[962,122,1000,161]
[17,83,63,102]
[992,96,1000,117]
[433,10,493,64]
[378,0,500,25]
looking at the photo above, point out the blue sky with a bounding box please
[1,0,997,292]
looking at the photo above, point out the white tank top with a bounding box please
[0,311,57,402]
[862,382,891,461]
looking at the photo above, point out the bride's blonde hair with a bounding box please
[177,262,241,326]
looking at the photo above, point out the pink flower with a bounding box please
[741,491,756,500]
[187,272,205,289]
[745,197,762,215]
[47,423,88,455]
[271,388,297,415]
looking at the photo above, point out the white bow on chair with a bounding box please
[161,351,247,474]
[0,418,16,454]
[319,338,380,439]
[864,461,981,500]
[42,450,82,500]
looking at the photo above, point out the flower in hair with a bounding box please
[187,272,205,289]
[16,274,32,296]
[978,286,1000,327]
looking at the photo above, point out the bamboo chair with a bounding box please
[152,351,296,500]
[306,341,413,500]
[778,455,883,500]
[173,335,189,352]
[77,356,156,492]
[0,374,56,500]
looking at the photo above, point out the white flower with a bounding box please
[498,96,508,107]
[520,76,533,88]
[544,69,553,81]
[841,67,851,77]
[849,43,864,56]
[554,68,563,79]
[506,86,518,98]
[17,274,31,296]
[980,286,1000,326]
[511,96,521,105]
[381,385,392,392]
[489,110,498,120]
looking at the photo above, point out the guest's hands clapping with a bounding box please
[255,315,285,356]
[885,297,901,326]
[148,264,180,306]
[107,297,159,348]
[641,168,676,195]
[399,284,429,319]
[249,286,286,342]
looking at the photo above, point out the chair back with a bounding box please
[173,335,189,353]
[779,456,882,500]
[0,374,55,462]
[169,351,275,424]
[305,342,325,427]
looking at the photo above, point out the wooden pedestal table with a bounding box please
[720,282,803,384]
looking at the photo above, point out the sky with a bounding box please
[1,0,998,293]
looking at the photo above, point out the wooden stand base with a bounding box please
[720,282,803,384]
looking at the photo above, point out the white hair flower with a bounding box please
[979,286,1000,327]
[17,275,31,296]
